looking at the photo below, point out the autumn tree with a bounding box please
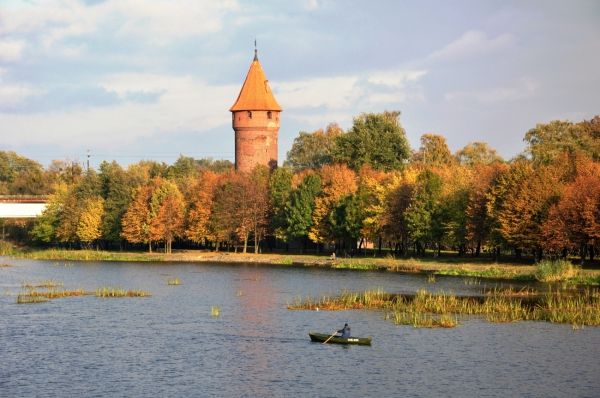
[332,111,410,172]
[541,162,600,264]
[186,170,222,248]
[121,185,155,252]
[309,164,358,251]
[465,163,507,256]
[76,197,105,247]
[284,123,342,172]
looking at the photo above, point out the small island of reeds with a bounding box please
[287,285,600,328]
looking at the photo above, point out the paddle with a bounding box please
[323,331,338,344]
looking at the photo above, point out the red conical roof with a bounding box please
[230,52,282,112]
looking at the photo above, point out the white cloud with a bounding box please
[0,40,26,61]
[0,0,239,49]
[428,30,516,61]
[444,79,538,103]
[367,70,427,88]
[0,72,239,147]
[273,69,427,110]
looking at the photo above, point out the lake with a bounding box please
[1,258,599,397]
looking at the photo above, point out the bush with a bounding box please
[535,259,577,282]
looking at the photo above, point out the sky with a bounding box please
[0,0,599,169]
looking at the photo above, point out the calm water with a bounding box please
[1,258,599,397]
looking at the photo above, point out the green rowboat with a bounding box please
[309,331,372,345]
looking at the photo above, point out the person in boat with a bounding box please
[336,323,351,338]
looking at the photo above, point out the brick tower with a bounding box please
[230,49,282,173]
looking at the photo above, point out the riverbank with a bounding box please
[3,244,600,284]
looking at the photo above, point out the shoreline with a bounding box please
[4,246,600,284]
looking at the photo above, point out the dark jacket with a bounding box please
[337,326,351,338]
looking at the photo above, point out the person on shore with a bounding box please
[336,323,351,338]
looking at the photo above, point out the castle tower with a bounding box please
[230,49,282,173]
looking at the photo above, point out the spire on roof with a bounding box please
[254,38,258,61]
[229,47,282,112]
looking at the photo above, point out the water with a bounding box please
[1,258,599,397]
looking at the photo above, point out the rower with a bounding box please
[336,323,351,338]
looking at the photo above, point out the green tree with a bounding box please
[416,134,453,167]
[285,173,321,253]
[405,169,443,256]
[524,120,593,165]
[332,111,410,171]
[269,167,294,242]
[284,123,342,172]
[455,142,504,166]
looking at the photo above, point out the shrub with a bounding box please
[535,259,577,282]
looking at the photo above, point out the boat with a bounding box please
[309,331,372,345]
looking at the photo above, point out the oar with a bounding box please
[323,331,338,344]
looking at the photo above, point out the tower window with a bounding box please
[267,111,272,120]
[247,111,252,119]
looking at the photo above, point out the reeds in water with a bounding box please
[211,305,220,316]
[95,286,150,298]
[25,287,88,298]
[16,293,48,304]
[427,273,436,283]
[23,279,63,288]
[0,263,13,267]
[481,284,537,296]
[393,312,460,328]
[167,276,180,285]
[288,286,600,326]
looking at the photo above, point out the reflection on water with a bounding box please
[1,258,599,397]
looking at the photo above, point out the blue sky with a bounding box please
[1,0,599,168]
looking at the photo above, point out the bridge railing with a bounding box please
[0,195,49,203]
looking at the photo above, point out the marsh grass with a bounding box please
[0,263,13,267]
[167,276,180,285]
[276,257,293,265]
[288,287,600,326]
[437,266,519,279]
[211,305,220,316]
[536,259,577,282]
[482,284,537,296]
[16,293,48,304]
[464,278,481,285]
[0,240,16,255]
[23,279,63,288]
[394,312,460,328]
[237,291,243,296]
[22,287,89,298]
[427,273,436,283]
[95,286,150,298]
[10,247,163,262]
[332,260,379,270]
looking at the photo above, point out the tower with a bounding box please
[230,48,282,173]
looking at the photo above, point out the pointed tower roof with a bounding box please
[230,51,283,112]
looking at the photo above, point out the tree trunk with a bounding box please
[562,248,567,259]
[580,242,586,266]
[589,245,594,262]
[377,236,382,256]
[515,248,522,261]
[149,240,152,253]
[475,240,481,257]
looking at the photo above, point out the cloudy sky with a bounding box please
[1,0,599,168]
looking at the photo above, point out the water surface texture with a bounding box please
[1,259,599,397]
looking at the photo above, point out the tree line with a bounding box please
[2,112,600,262]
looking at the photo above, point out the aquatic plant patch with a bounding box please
[95,286,150,298]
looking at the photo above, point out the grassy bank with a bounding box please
[3,241,600,285]
[288,287,600,327]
